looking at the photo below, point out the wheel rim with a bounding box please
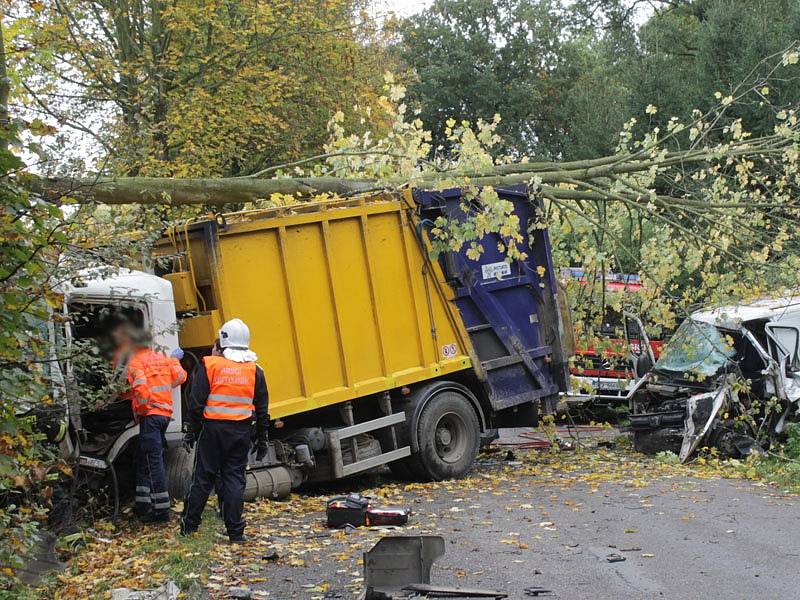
[434,411,469,464]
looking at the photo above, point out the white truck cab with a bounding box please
[629,293,800,461]
[55,268,190,518]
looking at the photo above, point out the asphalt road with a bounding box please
[215,430,800,600]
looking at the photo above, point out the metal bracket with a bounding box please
[326,413,411,478]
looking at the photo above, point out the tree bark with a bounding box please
[0,15,10,151]
[22,131,788,206]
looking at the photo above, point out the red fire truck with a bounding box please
[564,271,664,402]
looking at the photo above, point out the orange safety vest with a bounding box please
[127,348,187,418]
[203,355,257,421]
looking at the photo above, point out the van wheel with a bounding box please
[409,391,480,481]
[166,446,194,500]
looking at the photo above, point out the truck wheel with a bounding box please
[166,446,194,501]
[409,391,480,481]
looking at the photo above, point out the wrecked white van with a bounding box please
[629,294,800,462]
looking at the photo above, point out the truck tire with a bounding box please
[165,446,194,501]
[408,390,480,481]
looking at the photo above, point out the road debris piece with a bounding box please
[362,536,507,599]
[403,584,507,598]
[363,535,444,599]
[111,581,179,600]
[523,588,554,597]
[606,553,626,563]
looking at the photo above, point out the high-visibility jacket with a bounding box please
[202,355,257,421]
[127,348,187,418]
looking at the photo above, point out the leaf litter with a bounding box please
[45,442,786,598]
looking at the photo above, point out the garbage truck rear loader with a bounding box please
[139,186,570,497]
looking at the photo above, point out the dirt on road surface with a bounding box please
[48,429,799,599]
[203,430,799,600]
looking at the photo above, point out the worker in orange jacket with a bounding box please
[115,324,187,523]
[180,318,269,543]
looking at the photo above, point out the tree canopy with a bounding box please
[8,0,389,177]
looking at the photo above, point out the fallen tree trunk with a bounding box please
[23,131,790,206]
[24,174,379,205]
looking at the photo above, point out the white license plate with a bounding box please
[594,378,627,390]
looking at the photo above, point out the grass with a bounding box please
[10,508,223,598]
[753,455,800,494]
[152,515,220,590]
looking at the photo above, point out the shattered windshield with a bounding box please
[655,319,736,378]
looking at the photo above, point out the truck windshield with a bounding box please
[654,319,735,378]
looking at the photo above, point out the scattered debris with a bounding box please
[606,553,626,563]
[403,583,507,598]
[363,535,444,600]
[111,581,180,600]
[523,588,554,597]
[228,587,252,599]
[363,536,507,599]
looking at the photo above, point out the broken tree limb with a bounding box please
[18,127,792,206]
[24,174,379,205]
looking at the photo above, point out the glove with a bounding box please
[182,431,197,453]
[170,348,185,360]
[255,437,269,461]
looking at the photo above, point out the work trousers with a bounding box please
[182,419,251,537]
[135,414,171,517]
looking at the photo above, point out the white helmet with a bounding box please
[218,318,257,362]
[219,318,250,349]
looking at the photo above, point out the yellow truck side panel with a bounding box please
[177,197,472,419]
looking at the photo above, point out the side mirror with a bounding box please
[635,353,654,378]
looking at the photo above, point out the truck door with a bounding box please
[623,310,656,379]
[765,321,800,372]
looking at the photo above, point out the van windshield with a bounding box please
[654,319,735,378]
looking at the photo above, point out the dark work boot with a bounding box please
[179,517,197,537]
[228,534,248,544]
[140,512,170,524]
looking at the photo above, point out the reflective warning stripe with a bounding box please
[208,393,253,403]
[152,491,169,500]
[135,496,151,504]
[136,486,150,493]
[204,405,253,417]
[150,384,172,392]
[131,377,147,386]
[153,501,171,510]
[171,377,184,387]
[150,402,173,411]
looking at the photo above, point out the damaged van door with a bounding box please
[629,300,800,461]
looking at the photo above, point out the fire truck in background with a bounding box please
[562,269,665,403]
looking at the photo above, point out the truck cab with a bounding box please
[629,294,800,461]
[53,268,191,521]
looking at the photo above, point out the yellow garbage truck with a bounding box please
[59,186,569,508]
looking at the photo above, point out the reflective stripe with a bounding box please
[151,384,172,392]
[153,501,171,510]
[135,496,151,504]
[150,402,173,410]
[208,393,253,403]
[204,405,253,417]
[136,486,150,493]
[131,377,147,386]
[171,378,184,387]
[152,491,170,500]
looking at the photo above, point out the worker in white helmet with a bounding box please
[180,318,269,543]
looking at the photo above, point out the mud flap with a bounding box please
[679,382,731,463]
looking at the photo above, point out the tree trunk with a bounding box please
[0,15,10,152]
